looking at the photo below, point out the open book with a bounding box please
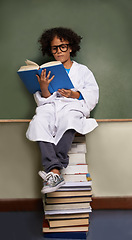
[17,60,74,94]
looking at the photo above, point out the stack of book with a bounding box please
[43,136,92,239]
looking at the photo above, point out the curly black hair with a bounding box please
[38,27,82,57]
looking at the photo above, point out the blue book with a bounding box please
[44,231,88,239]
[43,218,88,239]
[17,60,74,94]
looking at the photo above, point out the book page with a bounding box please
[25,59,39,67]
[40,61,61,68]
[18,59,39,71]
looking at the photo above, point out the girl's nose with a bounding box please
[57,46,61,53]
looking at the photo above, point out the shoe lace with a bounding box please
[46,172,60,184]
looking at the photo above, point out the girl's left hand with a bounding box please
[58,89,80,99]
[58,89,72,98]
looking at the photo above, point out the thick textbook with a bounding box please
[61,164,88,175]
[44,231,88,239]
[46,190,92,198]
[48,217,89,228]
[45,212,90,219]
[44,202,90,211]
[44,207,92,215]
[43,217,89,232]
[61,180,92,187]
[45,196,92,204]
[63,173,87,182]
[69,153,86,165]
[17,59,74,94]
[69,142,87,154]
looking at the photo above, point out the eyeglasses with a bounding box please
[51,44,69,54]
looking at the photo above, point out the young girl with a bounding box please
[26,27,99,194]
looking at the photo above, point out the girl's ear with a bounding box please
[69,44,72,53]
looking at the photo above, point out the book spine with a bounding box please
[43,231,88,239]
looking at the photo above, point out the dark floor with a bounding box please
[0,210,132,240]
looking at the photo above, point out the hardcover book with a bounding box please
[44,206,92,216]
[43,217,89,232]
[45,212,90,219]
[69,153,86,165]
[63,173,87,182]
[45,196,92,204]
[61,164,88,175]
[68,142,87,154]
[44,202,90,211]
[46,190,92,198]
[43,231,88,239]
[48,217,89,228]
[17,59,74,94]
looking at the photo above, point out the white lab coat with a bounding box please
[26,61,99,145]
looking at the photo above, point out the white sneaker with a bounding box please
[38,171,47,180]
[38,171,65,194]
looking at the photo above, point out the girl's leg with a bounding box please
[38,129,76,172]
[54,129,76,168]
[38,142,65,194]
[38,141,64,173]
[38,130,76,194]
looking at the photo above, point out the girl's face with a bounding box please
[51,36,72,68]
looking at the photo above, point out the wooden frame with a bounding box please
[0,119,132,123]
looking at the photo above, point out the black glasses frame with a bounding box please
[51,44,70,54]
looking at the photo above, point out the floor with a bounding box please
[0,210,132,240]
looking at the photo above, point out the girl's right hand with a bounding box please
[36,69,55,98]
[36,69,55,91]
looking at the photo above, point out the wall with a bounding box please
[0,0,132,200]
[0,122,132,199]
[86,121,132,197]
[0,0,132,119]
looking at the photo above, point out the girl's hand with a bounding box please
[58,88,80,99]
[58,89,72,98]
[36,69,55,91]
[36,69,54,98]
[58,89,80,99]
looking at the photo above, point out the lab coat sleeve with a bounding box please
[33,91,57,106]
[75,66,99,112]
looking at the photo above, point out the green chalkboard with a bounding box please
[0,0,132,119]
